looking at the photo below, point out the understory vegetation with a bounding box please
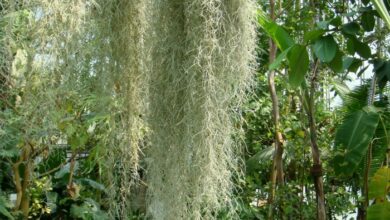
[0,0,390,220]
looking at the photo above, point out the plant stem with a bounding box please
[267,0,284,219]
[304,60,326,220]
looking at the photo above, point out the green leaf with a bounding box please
[246,146,274,173]
[69,131,89,150]
[55,163,78,179]
[332,80,350,99]
[287,44,309,88]
[346,35,371,58]
[343,57,362,73]
[342,22,360,35]
[367,202,390,220]
[303,29,325,43]
[349,59,363,73]
[0,196,13,220]
[373,60,390,89]
[258,15,294,51]
[0,206,13,220]
[313,35,338,63]
[355,41,371,59]
[328,50,343,72]
[368,167,390,200]
[70,199,109,220]
[79,178,106,191]
[333,108,380,176]
[269,46,293,70]
[330,16,342,27]
[346,38,356,55]
[316,20,330,29]
[0,147,19,158]
[361,11,376,31]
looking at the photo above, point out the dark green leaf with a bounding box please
[355,41,371,59]
[343,57,362,73]
[328,50,343,72]
[373,60,390,89]
[313,35,338,63]
[330,17,342,27]
[374,60,390,81]
[346,38,356,55]
[346,35,370,58]
[373,59,386,72]
[333,108,379,176]
[287,44,309,88]
[342,22,360,35]
[361,12,376,31]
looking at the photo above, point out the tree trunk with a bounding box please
[304,61,326,220]
[20,159,32,219]
[267,0,284,219]
[12,145,32,219]
[12,162,22,210]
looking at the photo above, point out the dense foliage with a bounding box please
[0,0,390,220]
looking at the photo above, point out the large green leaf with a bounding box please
[346,36,371,59]
[78,178,106,191]
[333,107,380,176]
[342,57,355,71]
[246,146,274,173]
[342,57,362,73]
[258,15,294,51]
[313,35,338,63]
[370,114,390,176]
[368,166,390,200]
[286,44,309,88]
[367,202,390,220]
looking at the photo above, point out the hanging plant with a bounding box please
[146,1,257,219]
